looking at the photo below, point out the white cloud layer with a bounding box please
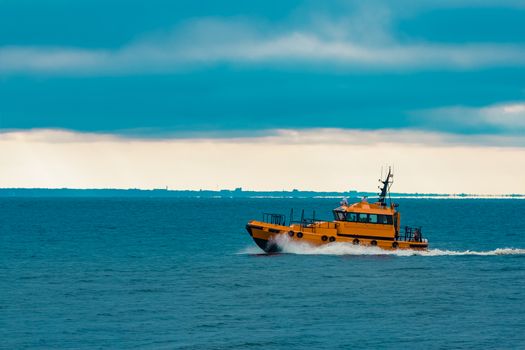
[414,102,525,132]
[2,14,525,75]
[1,128,524,194]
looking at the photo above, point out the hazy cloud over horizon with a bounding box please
[2,128,524,193]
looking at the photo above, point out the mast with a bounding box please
[378,166,393,206]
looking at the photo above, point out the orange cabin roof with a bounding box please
[336,200,395,215]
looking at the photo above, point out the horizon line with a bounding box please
[1,188,524,197]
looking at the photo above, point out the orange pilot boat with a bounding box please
[245,168,428,252]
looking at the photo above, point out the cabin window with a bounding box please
[333,210,346,221]
[377,215,393,225]
[346,213,357,222]
[357,213,369,223]
[345,213,393,224]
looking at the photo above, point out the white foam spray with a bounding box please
[239,234,525,257]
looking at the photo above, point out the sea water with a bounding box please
[1,198,524,349]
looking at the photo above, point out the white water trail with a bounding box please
[239,235,525,257]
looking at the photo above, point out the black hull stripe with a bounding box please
[247,224,281,234]
[409,244,428,248]
[336,233,394,241]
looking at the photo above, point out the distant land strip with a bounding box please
[0,188,523,198]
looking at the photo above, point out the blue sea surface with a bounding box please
[1,198,524,349]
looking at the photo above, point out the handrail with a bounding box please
[399,226,423,242]
[262,213,286,226]
[290,217,337,231]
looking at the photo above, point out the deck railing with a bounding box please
[261,210,336,232]
[399,226,424,242]
[291,218,337,232]
[262,213,287,226]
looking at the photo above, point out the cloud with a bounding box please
[1,128,524,193]
[0,47,108,72]
[2,13,525,75]
[413,102,525,133]
[2,125,524,147]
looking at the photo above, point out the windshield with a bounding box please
[332,210,346,221]
[345,213,393,224]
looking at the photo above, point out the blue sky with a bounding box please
[1,0,524,192]
[1,0,525,136]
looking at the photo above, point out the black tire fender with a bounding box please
[353,238,359,245]
[370,240,377,246]
[297,232,303,238]
[321,235,328,241]
[288,231,294,237]
[329,236,336,242]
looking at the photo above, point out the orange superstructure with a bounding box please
[245,168,428,252]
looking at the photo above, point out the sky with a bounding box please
[1,0,524,193]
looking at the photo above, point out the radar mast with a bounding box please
[378,166,394,206]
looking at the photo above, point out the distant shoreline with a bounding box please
[0,188,523,199]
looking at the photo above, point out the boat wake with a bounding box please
[239,235,525,257]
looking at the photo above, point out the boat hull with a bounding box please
[252,236,281,253]
[246,221,428,253]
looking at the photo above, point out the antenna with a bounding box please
[378,165,393,206]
